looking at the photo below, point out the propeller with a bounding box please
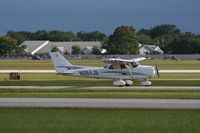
[155,65,160,79]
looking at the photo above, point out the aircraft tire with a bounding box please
[118,85,124,87]
[125,84,131,86]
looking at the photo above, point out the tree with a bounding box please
[15,45,27,54]
[32,30,48,40]
[0,36,18,54]
[136,24,182,53]
[167,34,200,54]
[77,31,107,41]
[149,24,180,39]
[7,31,31,45]
[48,30,81,41]
[51,47,59,52]
[136,35,153,44]
[71,45,81,54]
[137,28,150,36]
[92,46,101,55]
[64,50,69,55]
[104,26,138,54]
[7,30,82,44]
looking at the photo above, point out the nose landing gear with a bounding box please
[140,80,152,86]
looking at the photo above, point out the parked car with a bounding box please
[31,55,42,60]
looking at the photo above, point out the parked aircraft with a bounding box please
[50,52,160,86]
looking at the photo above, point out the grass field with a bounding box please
[1,73,200,80]
[0,108,200,133]
[0,60,199,133]
[1,88,200,99]
[0,60,199,70]
[141,60,200,70]
[0,79,200,86]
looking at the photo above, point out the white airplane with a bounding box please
[50,52,160,86]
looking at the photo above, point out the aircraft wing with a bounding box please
[102,57,147,64]
[129,57,147,62]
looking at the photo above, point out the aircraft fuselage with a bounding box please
[58,65,155,80]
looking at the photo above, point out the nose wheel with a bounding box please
[140,80,152,86]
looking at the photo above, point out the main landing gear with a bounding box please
[113,80,133,87]
[113,79,152,87]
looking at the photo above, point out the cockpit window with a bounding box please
[107,62,139,69]
[120,64,126,69]
[132,62,139,68]
[108,64,120,69]
[108,65,113,69]
[104,65,108,68]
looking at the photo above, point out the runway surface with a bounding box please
[1,70,200,73]
[0,98,200,109]
[1,86,200,90]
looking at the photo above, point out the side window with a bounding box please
[108,65,113,69]
[104,65,108,68]
[132,62,138,68]
[120,64,126,69]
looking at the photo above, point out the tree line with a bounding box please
[136,24,200,54]
[0,24,200,55]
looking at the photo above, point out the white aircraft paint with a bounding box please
[0,70,200,73]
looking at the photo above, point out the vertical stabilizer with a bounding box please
[50,52,71,72]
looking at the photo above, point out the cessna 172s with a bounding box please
[50,52,160,86]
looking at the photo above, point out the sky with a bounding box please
[0,0,200,35]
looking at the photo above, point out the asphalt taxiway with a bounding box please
[0,98,200,109]
[1,86,200,109]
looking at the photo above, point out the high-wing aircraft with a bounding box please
[50,52,160,87]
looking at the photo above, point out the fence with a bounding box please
[0,54,200,60]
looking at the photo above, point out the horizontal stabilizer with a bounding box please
[56,70,74,74]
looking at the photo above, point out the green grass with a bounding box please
[0,60,54,70]
[0,80,112,86]
[152,73,200,79]
[1,73,200,80]
[1,88,200,99]
[0,60,200,70]
[0,73,89,81]
[141,60,200,70]
[0,108,200,133]
[0,79,200,86]
[0,60,104,70]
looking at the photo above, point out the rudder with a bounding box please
[50,52,71,68]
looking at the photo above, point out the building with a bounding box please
[21,41,162,55]
[21,41,102,55]
[82,47,93,55]
[139,43,164,55]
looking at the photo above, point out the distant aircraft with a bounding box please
[50,52,160,87]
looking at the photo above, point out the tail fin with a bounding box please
[50,52,71,67]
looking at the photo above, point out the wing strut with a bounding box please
[124,63,134,80]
